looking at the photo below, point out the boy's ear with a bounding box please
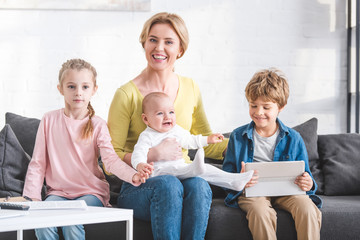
[57,84,64,95]
[279,105,286,113]
[141,113,149,125]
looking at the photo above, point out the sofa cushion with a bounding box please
[0,124,31,197]
[206,199,297,240]
[292,118,324,194]
[318,134,360,195]
[5,112,40,157]
[292,118,319,162]
[318,195,360,239]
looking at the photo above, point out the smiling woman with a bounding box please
[142,23,182,82]
[107,12,228,240]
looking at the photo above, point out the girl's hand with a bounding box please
[207,133,224,144]
[295,172,313,191]
[148,138,182,162]
[241,161,258,188]
[132,172,148,184]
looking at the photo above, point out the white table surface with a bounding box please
[0,206,133,240]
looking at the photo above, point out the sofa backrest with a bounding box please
[5,112,40,157]
[317,133,360,196]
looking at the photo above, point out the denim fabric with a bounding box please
[35,194,103,240]
[117,175,212,240]
[181,177,212,239]
[223,118,322,209]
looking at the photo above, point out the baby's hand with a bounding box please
[207,133,224,144]
[295,172,313,191]
[133,162,153,184]
[136,162,154,176]
[241,161,258,188]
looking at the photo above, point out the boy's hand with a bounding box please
[207,133,224,144]
[295,172,313,191]
[241,161,258,188]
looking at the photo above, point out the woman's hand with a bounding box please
[147,138,182,162]
[240,161,258,188]
[295,172,313,191]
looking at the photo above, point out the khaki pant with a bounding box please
[238,195,322,240]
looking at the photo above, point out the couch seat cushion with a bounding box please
[319,195,360,239]
[206,199,297,240]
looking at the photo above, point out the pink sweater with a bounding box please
[23,109,138,206]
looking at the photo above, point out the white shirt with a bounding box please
[131,125,208,170]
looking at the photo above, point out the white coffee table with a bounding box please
[0,206,133,240]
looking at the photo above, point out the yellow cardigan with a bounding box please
[108,75,228,163]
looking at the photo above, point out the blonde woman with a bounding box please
[108,12,228,240]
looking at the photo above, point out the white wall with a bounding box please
[0,0,346,134]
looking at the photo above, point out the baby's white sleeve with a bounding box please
[131,133,152,169]
[178,126,208,149]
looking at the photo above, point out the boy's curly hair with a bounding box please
[245,68,289,108]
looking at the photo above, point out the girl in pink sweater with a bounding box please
[23,59,151,240]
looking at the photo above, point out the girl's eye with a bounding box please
[68,85,75,89]
[83,86,89,90]
[166,41,173,45]
[149,38,157,43]
[169,111,175,114]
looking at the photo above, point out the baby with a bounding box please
[131,92,253,191]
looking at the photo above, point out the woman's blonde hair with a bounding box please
[58,58,97,139]
[139,12,189,59]
[245,68,289,108]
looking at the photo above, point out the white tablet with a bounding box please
[244,161,306,197]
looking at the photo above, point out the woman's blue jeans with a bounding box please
[117,175,212,240]
[35,194,103,240]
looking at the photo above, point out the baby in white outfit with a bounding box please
[131,92,253,191]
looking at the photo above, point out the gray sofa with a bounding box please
[1,113,360,240]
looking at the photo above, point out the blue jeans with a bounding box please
[117,175,212,240]
[35,194,103,240]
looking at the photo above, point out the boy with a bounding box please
[132,92,253,191]
[223,68,322,240]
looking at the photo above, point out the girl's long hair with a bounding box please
[58,59,97,139]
